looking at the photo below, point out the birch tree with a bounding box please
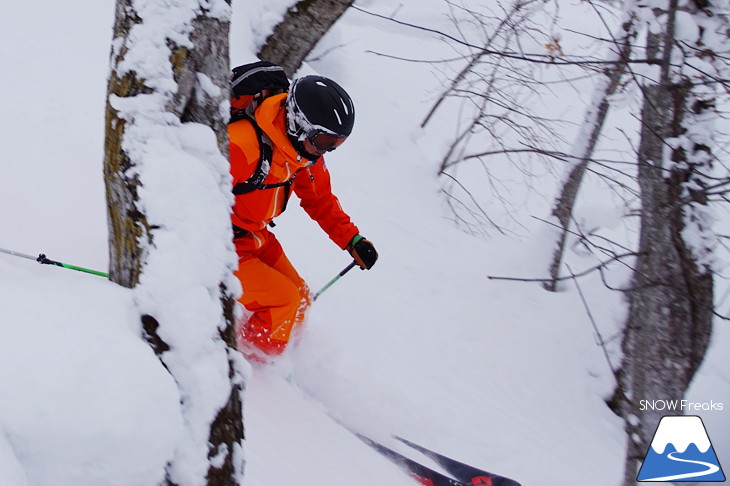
[104,1,246,484]
[544,15,637,291]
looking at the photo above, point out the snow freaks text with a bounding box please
[639,400,724,412]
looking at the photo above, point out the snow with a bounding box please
[0,1,728,486]
[0,261,182,486]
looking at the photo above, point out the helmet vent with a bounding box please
[340,98,351,115]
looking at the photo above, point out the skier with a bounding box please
[229,74,378,361]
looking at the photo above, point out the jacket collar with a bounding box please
[254,93,312,168]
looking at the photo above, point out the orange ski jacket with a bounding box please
[229,93,359,251]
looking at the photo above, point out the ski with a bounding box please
[283,377,520,486]
[396,436,521,486]
[353,431,465,485]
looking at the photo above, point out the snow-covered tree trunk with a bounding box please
[257,0,354,77]
[611,1,726,483]
[103,1,246,485]
[543,17,636,291]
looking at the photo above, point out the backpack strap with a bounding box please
[231,114,301,199]
[232,115,275,195]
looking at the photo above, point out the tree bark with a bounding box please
[258,0,354,77]
[611,5,715,482]
[104,1,245,484]
[104,1,150,288]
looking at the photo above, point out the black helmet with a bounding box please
[286,75,355,159]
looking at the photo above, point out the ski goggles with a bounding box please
[307,130,347,152]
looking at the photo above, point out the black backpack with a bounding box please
[230,61,291,195]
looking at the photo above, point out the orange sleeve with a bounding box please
[293,159,359,249]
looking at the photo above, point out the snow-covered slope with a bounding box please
[243,367,417,486]
[0,1,727,485]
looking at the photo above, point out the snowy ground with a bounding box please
[0,1,727,485]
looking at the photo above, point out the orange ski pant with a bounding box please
[234,230,311,356]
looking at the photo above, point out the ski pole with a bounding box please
[313,260,357,301]
[0,247,109,278]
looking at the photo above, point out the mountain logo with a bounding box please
[637,415,725,482]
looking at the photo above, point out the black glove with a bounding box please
[348,234,378,270]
